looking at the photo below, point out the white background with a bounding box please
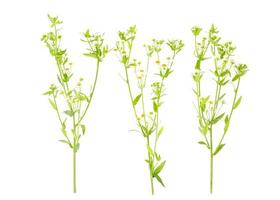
[0,0,280,199]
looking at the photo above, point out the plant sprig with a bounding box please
[41,15,108,193]
[192,25,248,193]
[115,25,184,194]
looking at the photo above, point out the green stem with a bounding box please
[123,43,139,121]
[73,144,77,193]
[122,41,156,194]
[76,60,100,126]
[209,60,220,194]
[208,85,220,194]
[210,127,213,194]
[52,94,72,145]
[153,78,163,152]
[196,80,210,146]
[146,137,154,195]
[152,52,176,151]
[140,80,154,194]
[140,56,150,127]
[53,23,79,193]
[217,78,240,147]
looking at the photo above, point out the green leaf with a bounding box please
[62,73,71,82]
[76,92,89,102]
[192,88,198,96]
[48,98,57,110]
[61,121,67,136]
[141,126,149,137]
[224,115,230,133]
[84,29,91,38]
[199,96,209,112]
[147,145,154,157]
[213,144,225,156]
[220,70,229,77]
[153,101,158,112]
[58,140,72,148]
[164,68,173,78]
[198,141,207,145]
[64,110,74,117]
[74,143,80,152]
[233,96,242,109]
[155,152,161,161]
[154,161,166,175]
[43,91,52,96]
[80,124,86,135]
[199,124,208,135]
[122,55,128,64]
[133,94,142,106]
[57,74,62,85]
[192,26,202,36]
[157,127,164,139]
[195,59,201,70]
[232,74,240,82]
[220,79,229,86]
[83,53,97,58]
[59,139,69,144]
[212,113,225,124]
[154,174,165,187]
[198,141,209,149]
[218,93,226,102]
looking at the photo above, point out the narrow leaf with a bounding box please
[154,174,165,187]
[141,126,148,136]
[224,115,230,133]
[154,161,166,175]
[213,144,225,156]
[233,96,242,109]
[74,143,80,152]
[195,59,201,70]
[153,101,158,112]
[157,127,164,139]
[147,145,154,157]
[133,94,142,106]
[83,53,97,58]
[48,98,57,110]
[43,91,52,96]
[80,124,86,135]
[58,140,72,148]
[61,122,67,136]
[199,124,208,135]
[192,88,198,96]
[59,140,69,144]
[198,141,209,149]
[64,110,74,117]
[155,152,161,161]
[212,113,225,124]
[198,141,206,145]
[218,93,226,102]
[220,70,229,77]
[57,74,62,85]
[232,74,240,82]
[145,159,150,164]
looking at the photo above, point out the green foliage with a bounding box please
[191,26,202,36]
[42,15,108,193]
[133,94,142,106]
[81,29,109,62]
[115,26,183,194]
[192,25,248,193]
[213,144,225,155]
